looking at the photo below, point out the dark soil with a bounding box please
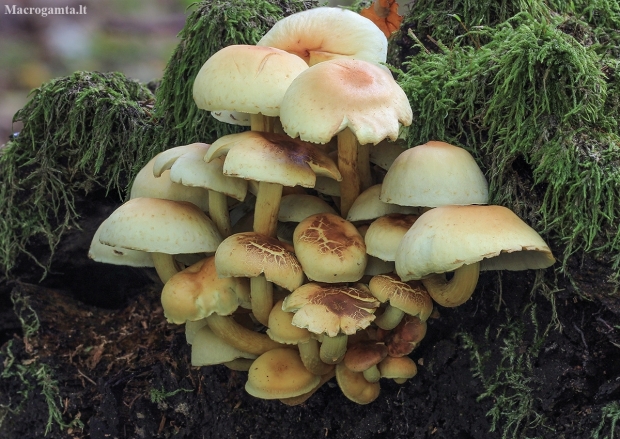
[1,203,620,439]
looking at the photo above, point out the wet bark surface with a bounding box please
[1,204,619,439]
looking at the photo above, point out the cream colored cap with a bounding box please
[280,59,412,145]
[214,232,304,292]
[257,7,387,65]
[161,256,251,324]
[282,282,379,337]
[369,139,407,170]
[130,155,210,212]
[206,131,342,188]
[395,205,556,280]
[293,213,367,283]
[365,213,418,261]
[88,218,154,267]
[98,197,222,254]
[347,185,420,222]
[245,348,320,399]
[193,44,308,117]
[381,141,489,207]
[153,143,247,201]
[211,110,250,126]
[278,194,337,222]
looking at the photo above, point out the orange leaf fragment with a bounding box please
[360,0,403,38]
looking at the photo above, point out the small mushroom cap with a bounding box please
[153,143,247,201]
[282,282,380,337]
[193,45,308,117]
[343,341,388,372]
[383,315,427,357]
[266,299,313,345]
[365,213,419,261]
[369,139,407,170]
[335,362,381,405]
[293,213,367,283]
[278,194,337,222]
[161,256,251,324]
[191,324,257,367]
[280,59,412,145]
[98,198,222,254]
[88,218,154,267]
[206,131,342,188]
[381,141,489,207]
[215,232,304,292]
[347,185,420,222]
[369,274,433,321]
[257,7,388,65]
[396,205,556,280]
[378,356,418,380]
[245,348,320,399]
[130,156,210,212]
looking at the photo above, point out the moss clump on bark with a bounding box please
[395,11,620,279]
[154,0,316,148]
[0,71,161,276]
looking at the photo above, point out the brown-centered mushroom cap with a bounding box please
[215,232,304,292]
[257,7,388,66]
[205,131,342,188]
[245,348,320,399]
[161,256,250,324]
[293,213,367,283]
[282,282,379,337]
[343,340,388,373]
[280,59,412,145]
[365,213,419,262]
[192,45,308,117]
[381,141,489,208]
[382,315,427,357]
[369,273,433,321]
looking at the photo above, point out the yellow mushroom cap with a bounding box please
[347,185,420,223]
[378,356,418,381]
[161,256,250,324]
[266,299,313,345]
[395,205,556,281]
[293,213,367,283]
[245,348,320,399]
[368,274,433,321]
[335,362,381,405]
[365,213,419,261]
[193,45,308,117]
[381,141,488,208]
[214,232,304,292]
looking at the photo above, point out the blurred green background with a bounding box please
[0,0,197,143]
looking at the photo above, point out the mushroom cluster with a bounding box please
[89,6,556,405]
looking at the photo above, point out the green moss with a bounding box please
[395,13,620,275]
[154,0,316,148]
[0,71,162,276]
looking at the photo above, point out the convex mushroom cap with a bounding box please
[280,59,412,145]
[257,7,388,66]
[293,213,367,283]
[192,45,308,117]
[347,185,419,223]
[381,141,488,207]
[365,213,419,262]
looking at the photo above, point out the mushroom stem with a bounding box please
[206,313,282,356]
[299,338,334,376]
[373,304,405,331]
[151,252,183,284]
[250,275,273,326]
[338,127,362,217]
[357,142,373,191]
[362,365,381,383]
[319,333,348,364]
[421,262,480,307]
[253,181,283,237]
[250,114,281,133]
[208,190,231,238]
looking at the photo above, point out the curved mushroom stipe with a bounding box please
[422,262,480,307]
[206,313,283,356]
[250,275,274,326]
[319,333,348,364]
[373,304,405,331]
[152,252,183,284]
[299,338,334,376]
